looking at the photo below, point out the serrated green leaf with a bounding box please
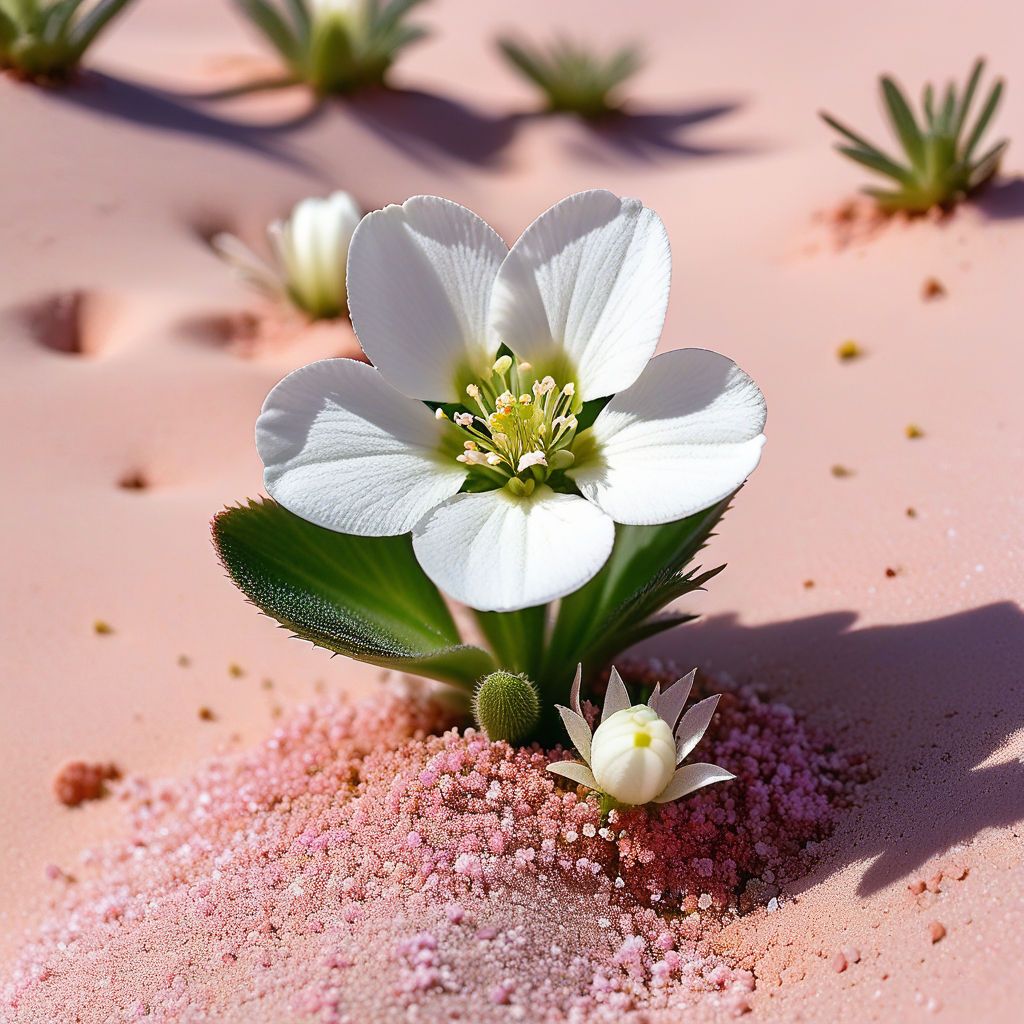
[542,496,732,689]
[212,498,495,688]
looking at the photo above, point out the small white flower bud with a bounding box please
[589,706,675,806]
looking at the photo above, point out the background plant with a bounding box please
[0,0,137,82]
[498,35,642,119]
[821,58,1007,213]
[234,0,429,96]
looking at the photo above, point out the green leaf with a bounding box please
[820,112,892,159]
[70,0,136,58]
[952,59,985,140]
[212,498,495,688]
[837,144,912,185]
[473,604,547,680]
[234,0,302,67]
[881,76,925,168]
[0,7,18,47]
[542,496,732,689]
[963,78,1004,163]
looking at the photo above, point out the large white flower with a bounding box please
[213,191,362,320]
[256,190,767,612]
[547,666,734,807]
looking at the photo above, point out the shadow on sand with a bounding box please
[47,71,319,171]
[974,175,1024,221]
[565,100,755,164]
[647,601,1024,896]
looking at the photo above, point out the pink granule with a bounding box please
[2,667,867,1023]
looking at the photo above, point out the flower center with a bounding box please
[440,356,581,496]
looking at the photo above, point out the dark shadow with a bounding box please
[342,87,522,168]
[47,71,316,171]
[974,175,1024,221]
[565,100,756,164]
[645,602,1024,896]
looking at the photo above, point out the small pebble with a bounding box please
[837,340,864,361]
[929,921,946,944]
[831,951,848,973]
[905,424,924,439]
[922,277,946,300]
[885,567,899,578]
[93,620,114,636]
[228,663,245,678]
[831,464,854,478]
[198,707,216,722]
[908,880,926,896]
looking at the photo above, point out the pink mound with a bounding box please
[3,669,866,1022]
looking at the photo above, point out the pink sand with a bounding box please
[2,1,1024,1021]
[2,669,864,1021]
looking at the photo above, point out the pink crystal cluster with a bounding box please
[3,668,866,1023]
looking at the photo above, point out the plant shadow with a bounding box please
[565,100,755,164]
[48,71,317,171]
[646,602,1024,896]
[974,175,1024,221]
[340,87,522,168]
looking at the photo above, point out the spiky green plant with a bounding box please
[498,35,642,119]
[0,0,137,82]
[821,59,1008,213]
[233,0,429,96]
[473,671,541,743]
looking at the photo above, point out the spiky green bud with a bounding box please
[473,671,541,743]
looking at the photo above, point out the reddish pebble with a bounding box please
[908,880,926,896]
[929,921,947,944]
[53,761,121,807]
[831,951,848,973]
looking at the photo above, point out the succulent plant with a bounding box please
[0,0,137,82]
[233,0,429,96]
[473,671,541,743]
[498,35,642,119]
[821,59,1008,213]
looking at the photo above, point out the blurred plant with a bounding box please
[498,35,642,118]
[821,59,1008,213]
[233,0,429,96]
[0,0,137,82]
[547,666,733,809]
[212,191,362,320]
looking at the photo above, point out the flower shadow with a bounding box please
[645,602,1024,896]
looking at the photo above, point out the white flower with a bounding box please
[256,190,767,612]
[547,666,734,807]
[213,191,362,320]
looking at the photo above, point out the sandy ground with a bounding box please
[1,1,1023,1020]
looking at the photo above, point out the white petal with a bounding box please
[346,196,508,401]
[211,232,284,299]
[601,665,631,721]
[256,358,465,536]
[675,695,721,764]
[572,348,767,526]
[488,190,671,399]
[656,668,697,733]
[652,762,735,804]
[569,663,583,717]
[547,761,599,790]
[555,705,593,764]
[411,486,614,612]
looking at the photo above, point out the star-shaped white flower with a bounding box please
[547,666,734,806]
[256,190,767,611]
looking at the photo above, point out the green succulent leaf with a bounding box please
[542,496,732,689]
[212,498,495,689]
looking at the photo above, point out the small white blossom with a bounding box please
[213,191,362,320]
[547,666,734,807]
